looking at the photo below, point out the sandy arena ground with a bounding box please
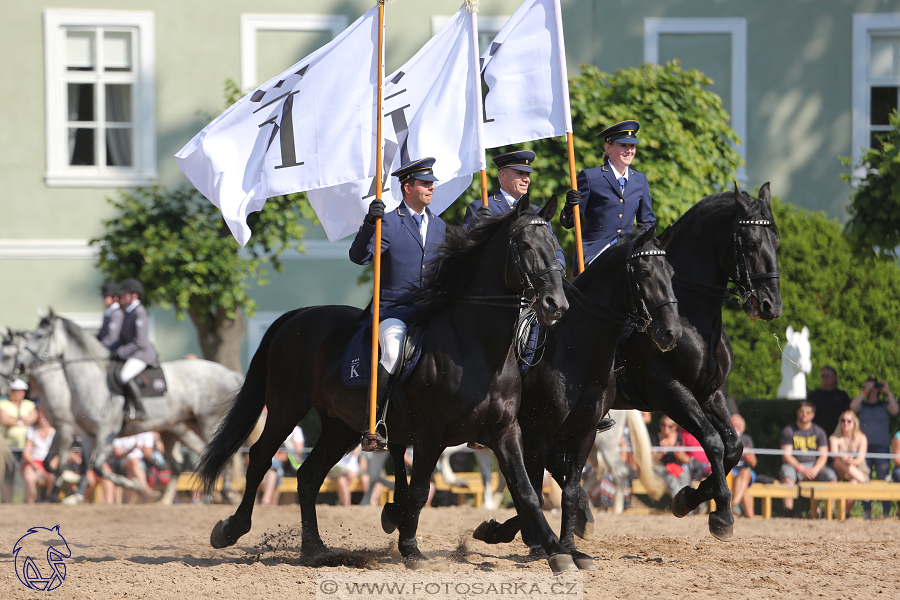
[1,503,898,599]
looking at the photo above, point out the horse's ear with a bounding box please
[786,325,795,338]
[35,306,47,319]
[539,195,558,222]
[515,194,532,214]
[48,307,56,320]
[734,181,752,213]
[658,224,674,249]
[634,223,655,248]
[801,325,809,339]
[758,182,772,207]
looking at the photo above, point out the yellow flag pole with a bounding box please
[480,170,489,206]
[365,1,386,450]
[567,132,584,274]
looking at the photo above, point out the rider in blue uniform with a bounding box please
[560,120,656,273]
[349,157,446,448]
[462,150,565,270]
[109,278,158,421]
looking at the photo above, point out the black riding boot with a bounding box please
[124,379,148,421]
[596,417,616,434]
[362,365,391,452]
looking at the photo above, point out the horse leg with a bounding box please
[295,418,361,556]
[91,429,145,493]
[380,443,408,534]
[210,404,301,550]
[492,428,576,574]
[396,443,443,562]
[157,431,182,505]
[47,421,76,502]
[558,434,599,570]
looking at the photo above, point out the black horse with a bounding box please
[472,225,682,562]
[610,182,780,540]
[198,197,585,572]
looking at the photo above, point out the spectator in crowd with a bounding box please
[327,445,366,506]
[650,416,691,499]
[260,426,304,506]
[20,405,56,504]
[851,378,898,518]
[891,430,900,486]
[829,409,869,518]
[729,414,757,518]
[809,365,851,437]
[680,429,711,483]
[0,378,38,502]
[780,400,837,516]
[110,432,156,503]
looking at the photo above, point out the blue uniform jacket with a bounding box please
[349,204,446,322]
[463,192,566,269]
[560,162,656,265]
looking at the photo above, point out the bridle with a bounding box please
[457,218,565,309]
[673,214,780,304]
[565,239,677,333]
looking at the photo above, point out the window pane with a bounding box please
[67,83,94,122]
[105,84,132,122]
[104,31,132,72]
[871,87,898,125]
[66,30,94,71]
[106,128,133,166]
[871,36,900,78]
[68,128,95,165]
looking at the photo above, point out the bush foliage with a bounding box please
[723,199,900,398]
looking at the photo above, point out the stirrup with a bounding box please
[596,417,616,434]
[362,431,388,452]
[467,441,488,450]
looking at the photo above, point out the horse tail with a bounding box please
[626,410,666,500]
[197,308,303,495]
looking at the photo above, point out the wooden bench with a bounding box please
[799,481,900,520]
[744,483,799,519]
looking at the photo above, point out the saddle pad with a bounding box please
[341,325,424,390]
[107,362,168,397]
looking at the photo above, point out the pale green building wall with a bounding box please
[1,0,898,369]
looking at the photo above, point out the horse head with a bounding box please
[506,195,568,325]
[17,310,66,374]
[629,224,682,351]
[784,325,812,376]
[732,182,782,321]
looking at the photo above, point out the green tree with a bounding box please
[723,199,900,398]
[91,80,316,372]
[841,110,900,260]
[445,61,742,273]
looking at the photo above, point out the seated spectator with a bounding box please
[891,430,900,482]
[110,432,156,503]
[830,410,869,484]
[851,378,898,518]
[650,416,691,499]
[0,378,38,502]
[780,400,837,516]
[327,445,365,506]
[680,429,711,483]
[259,425,306,505]
[21,406,56,504]
[729,414,757,518]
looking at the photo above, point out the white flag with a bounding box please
[175,8,380,247]
[308,6,485,242]
[481,0,572,148]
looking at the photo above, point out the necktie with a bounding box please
[618,176,627,195]
[411,213,424,242]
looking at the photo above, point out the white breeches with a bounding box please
[119,358,147,384]
[379,318,407,374]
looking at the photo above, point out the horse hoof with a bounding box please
[709,513,734,542]
[210,520,235,549]
[473,520,497,543]
[547,553,578,574]
[672,488,691,518]
[302,539,329,556]
[381,503,402,534]
[574,517,593,540]
[573,552,598,571]
[528,546,548,559]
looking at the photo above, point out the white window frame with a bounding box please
[644,18,748,184]
[240,14,348,90]
[43,10,156,187]
[851,13,900,181]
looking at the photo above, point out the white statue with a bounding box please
[776,325,812,399]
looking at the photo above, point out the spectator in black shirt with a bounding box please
[809,365,851,437]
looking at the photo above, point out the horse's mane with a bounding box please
[676,189,778,237]
[413,208,536,323]
[573,230,644,289]
[57,316,109,360]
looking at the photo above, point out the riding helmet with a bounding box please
[120,278,144,296]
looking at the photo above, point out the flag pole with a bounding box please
[552,0,583,273]
[468,1,488,207]
[365,0,386,451]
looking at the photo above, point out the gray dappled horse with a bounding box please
[12,312,245,503]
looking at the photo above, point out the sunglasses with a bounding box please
[799,408,815,415]
[841,419,854,423]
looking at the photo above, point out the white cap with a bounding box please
[9,379,28,391]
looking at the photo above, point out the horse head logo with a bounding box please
[13,525,71,591]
